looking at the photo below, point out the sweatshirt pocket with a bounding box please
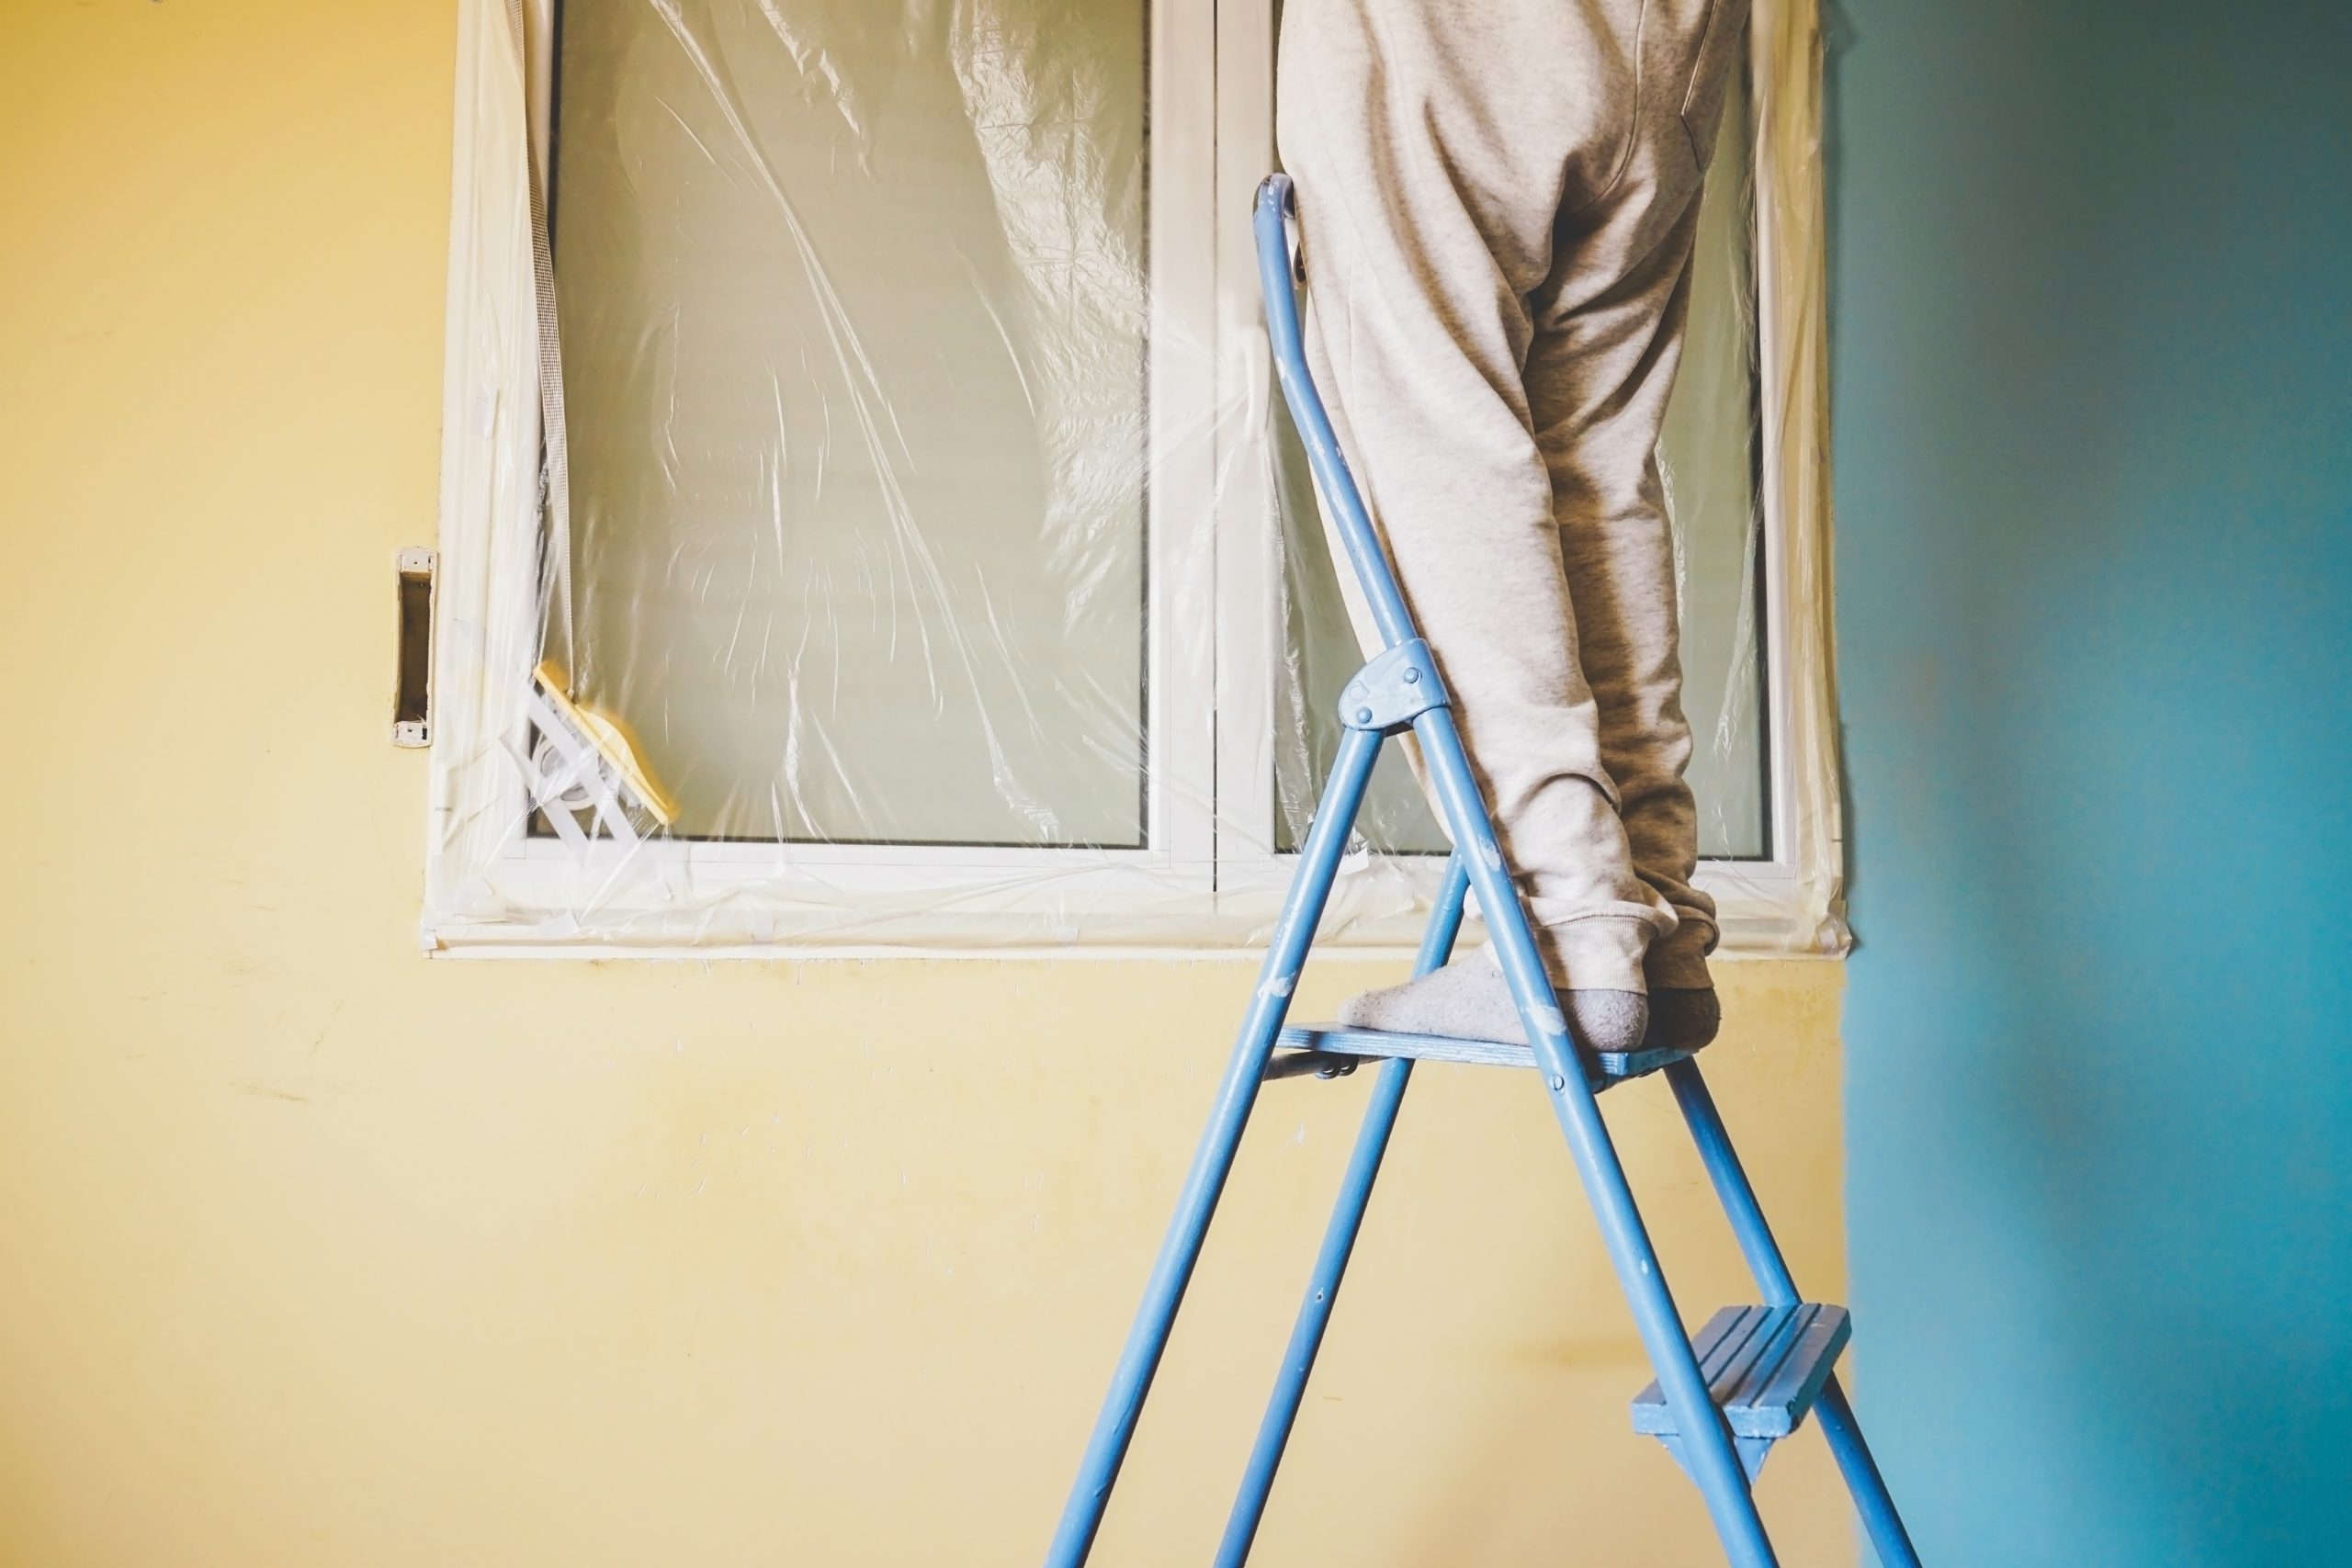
[1679,0,1752,171]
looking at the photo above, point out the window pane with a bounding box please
[1660,66,1769,860]
[549,0,1148,847]
[1274,63,1769,860]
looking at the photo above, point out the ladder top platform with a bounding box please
[1270,1023,1700,1089]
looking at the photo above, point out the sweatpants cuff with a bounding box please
[1645,919,1719,990]
[1490,911,1656,995]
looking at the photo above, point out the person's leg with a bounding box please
[1523,201,1723,1049]
[1521,1,1752,1049]
[1277,0,1677,1050]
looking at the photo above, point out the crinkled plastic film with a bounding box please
[424,0,1845,956]
[1742,0,1849,954]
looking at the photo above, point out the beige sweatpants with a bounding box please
[1278,0,1748,994]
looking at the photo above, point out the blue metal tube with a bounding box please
[1044,725,1385,1568]
[1814,1380,1921,1568]
[1215,856,1471,1568]
[1255,171,1772,1567]
[1665,1060,1923,1568]
[1256,176,1413,656]
[1410,709,1779,1568]
[1663,1061,1803,1305]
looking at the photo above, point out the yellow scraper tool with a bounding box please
[531,660,681,827]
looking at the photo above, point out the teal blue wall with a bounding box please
[1831,4,2352,1562]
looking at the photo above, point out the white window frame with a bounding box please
[424,0,1843,959]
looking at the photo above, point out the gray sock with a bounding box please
[1645,987,1722,1052]
[1337,958,1649,1055]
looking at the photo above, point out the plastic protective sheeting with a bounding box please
[423,0,1847,956]
[550,0,1150,849]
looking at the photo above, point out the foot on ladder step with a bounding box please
[1631,1303,1851,1482]
[1336,957,1653,1055]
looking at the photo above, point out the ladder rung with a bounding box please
[1631,1303,1851,1441]
[1270,1024,1698,1089]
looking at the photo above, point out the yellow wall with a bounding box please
[0,5,1855,1564]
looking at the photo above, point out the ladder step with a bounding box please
[1269,1024,1698,1089]
[1631,1303,1851,1442]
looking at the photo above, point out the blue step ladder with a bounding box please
[1043,175,1921,1568]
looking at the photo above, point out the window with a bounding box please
[424,0,1842,956]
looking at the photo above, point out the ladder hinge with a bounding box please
[1339,638,1449,733]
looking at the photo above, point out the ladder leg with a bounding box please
[1045,727,1385,1568]
[1409,708,1779,1568]
[1216,857,1472,1568]
[1814,1379,1920,1568]
[1664,1060,1923,1568]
